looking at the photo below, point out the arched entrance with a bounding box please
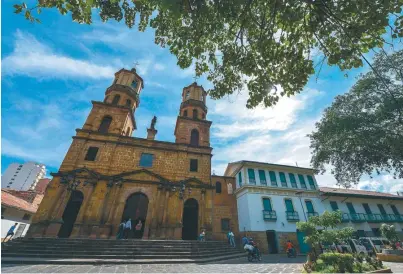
[58,190,84,238]
[182,198,199,240]
[121,192,149,239]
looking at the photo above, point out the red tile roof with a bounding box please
[1,190,39,213]
[319,187,403,200]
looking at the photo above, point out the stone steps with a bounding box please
[1,238,245,264]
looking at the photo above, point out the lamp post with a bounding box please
[295,191,307,221]
[169,181,192,200]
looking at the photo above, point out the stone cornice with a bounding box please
[180,99,208,113]
[105,84,140,107]
[73,131,213,156]
[234,185,320,197]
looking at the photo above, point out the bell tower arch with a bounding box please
[82,68,144,137]
[174,82,211,147]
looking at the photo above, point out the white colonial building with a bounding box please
[320,187,403,239]
[225,161,325,254]
[1,162,46,191]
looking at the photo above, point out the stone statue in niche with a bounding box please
[227,183,233,194]
[150,116,157,130]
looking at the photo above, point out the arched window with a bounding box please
[104,96,109,103]
[190,129,199,146]
[126,99,132,107]
[126,127,131,136]
[215,182,222,194]
[202,113,205,119]
[185,91,190,99]
[193,109,198,119]
[183,110,188,117]
[98,116,112,133]
[112,95,120,105]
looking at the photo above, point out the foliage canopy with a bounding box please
[13,0,403,108]
[309,50,403,188]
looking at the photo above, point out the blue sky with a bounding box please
[2,4,403,193]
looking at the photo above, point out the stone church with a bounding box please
[27,68,238,241]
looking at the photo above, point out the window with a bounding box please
[22,213,31,220]
[98,116,112,133]
[238,172,242,187]
[227,183,233,194]
[307,175,316,190]
[305,200,314,213]
[190,159,198,172]
[330,201,339,211]
[190,129,199,146]
[263,198,272,211]
[279,172,287,187]
[285,199,295,212]
[215,182,222,194]
[112,94,120,105]
[346,202,356,214]
[84,147,99,161]
[247,169,256,184]
[11,178,14,180]
[183,110,188,117]
[126,99,132,107]
[391,205,400,215]
[202,113,205,119]
[185,91,190,99]
[193,109,198,119]
[139,153,154,168]
[269,171,277,186]
[289,173,297,188]
[221,219,230,231]
[372,228,381,237]
[378,204,387,215]
[131,80,138,89]
[258,170,267,185]
[126,127,131,136]
[363,203,372,214]
[298,174,307,189]
[1,207,5,219]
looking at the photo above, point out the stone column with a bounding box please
[45,187,72,237]
[106,184,124,236]
[149,187,162,238]
[160,190,170,238]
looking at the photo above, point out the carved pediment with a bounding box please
[116,169,169,183]
[181,177,213,189]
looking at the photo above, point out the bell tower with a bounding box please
[81,68,144,137]
[174,82,212,147]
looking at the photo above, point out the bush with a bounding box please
[318,253,354,273]
[380,224,400,249]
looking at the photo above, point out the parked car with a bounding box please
[348,239,369,256]
[359,238,377,255]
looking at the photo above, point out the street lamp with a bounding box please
[168,182,192,200]
[295,191,307,221]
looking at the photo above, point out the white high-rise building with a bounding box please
[1,162,46,191]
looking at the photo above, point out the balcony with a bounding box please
[249,179,256,185]
[263,210,277,221]
[286,211,300,221]
[365,213,384,222]
[307,212,319,219]
[341,213,350,222]
[350,213,366,222]
[260,180,267,186]
[383,214,403,222]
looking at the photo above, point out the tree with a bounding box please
[380,224,400,249]
[297,211,354,263]
[13,0,403,108]
[309,50,403,188]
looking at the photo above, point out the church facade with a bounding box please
[27,68,238,241]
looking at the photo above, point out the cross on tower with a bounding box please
[133,61,140,70]
[193,74,199,84]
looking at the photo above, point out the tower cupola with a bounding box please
[180,82,207,120]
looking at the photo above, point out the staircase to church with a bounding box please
[1,238,245,264]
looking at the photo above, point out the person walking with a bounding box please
[116,220,125,239]
[3,223,18,242]
[124,218,132,239]
[228,230,236,248]
[135,220,143,239]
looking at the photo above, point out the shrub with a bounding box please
[380,224,400,249]
[318,253,354,273]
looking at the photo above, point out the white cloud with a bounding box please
[154,63,165,71]
[210,88,321,139]
[2,30,116,79]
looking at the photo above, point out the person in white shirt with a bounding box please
[124,218,132,239]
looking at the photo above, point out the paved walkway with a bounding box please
[1,255,305,273]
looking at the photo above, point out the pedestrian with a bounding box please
[124,218,132,239]
[116,220,125,239]
[199,229,206,242]
[228,229,235,248]
[242,234,249,247]
[135,220,143,239]
[3,223,18,242]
